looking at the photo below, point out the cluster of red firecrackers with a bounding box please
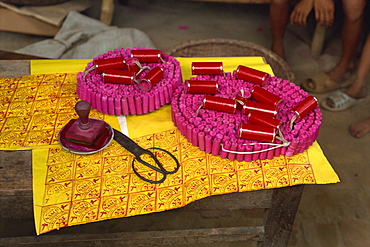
[183,62,318,144]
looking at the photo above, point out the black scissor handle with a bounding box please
[147,147,180,174]
[113,128,180,184]
[131,147,180,184]
[131,160,167,184]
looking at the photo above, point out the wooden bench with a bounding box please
[0,49,303,246]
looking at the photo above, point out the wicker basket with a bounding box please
[168,38,295,82]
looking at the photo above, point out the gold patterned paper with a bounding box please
[33,129,319,235]
[0,73,119,150]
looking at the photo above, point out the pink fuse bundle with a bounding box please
[76,48,182,115]
[171,64,321,161]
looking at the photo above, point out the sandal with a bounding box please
[321,90,364,112]
[302,73,353,93]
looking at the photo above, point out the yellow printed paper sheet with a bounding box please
[0,57,339,235]
[33,130,335,235]
[0,73,120,150]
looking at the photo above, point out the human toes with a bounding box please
[349,119,370,138]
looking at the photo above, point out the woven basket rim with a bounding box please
[168,38,295,82]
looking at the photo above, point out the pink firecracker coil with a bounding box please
[192,62,223,75]
[130,49,164,63]
[136,66,164,92]
[202,95,237,114]
[242,101,278,117]
[94,57,126,73]
[251,86,283,106]
[238,123,277,143]
[185,80,218,94]
[235,65,271,85]
[290,95,318,119]
[102,69,135,85]
[248,110,282,129]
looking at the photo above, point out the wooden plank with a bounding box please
[0,150,33,219]
[0,8,59,37]
[0,150,32,195]
[180,189,273,211]
[184,0,271,3]
[0,60,31,78]
[0,50,46,60]
[0,226,264,246]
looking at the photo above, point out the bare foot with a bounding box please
[325,83,367,108]
[349,118,370,138]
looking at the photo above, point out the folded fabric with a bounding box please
[15,11,156,59]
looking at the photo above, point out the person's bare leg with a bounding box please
[270,0,290,58]
[346,35,370,138]
[344,34,370,98]
[326,34,369,108]
[349,117,370,138]
[326,0,366,82]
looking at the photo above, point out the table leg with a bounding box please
[257,185,304,247]
[100,0,115,25]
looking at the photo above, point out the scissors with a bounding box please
[113,129,180,184]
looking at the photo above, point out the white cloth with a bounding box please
[15,11,156,59]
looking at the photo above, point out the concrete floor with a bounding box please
[0,0,369,246]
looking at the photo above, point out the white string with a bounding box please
[83,65,96,79]
[132,60,150,76]
[221,141,290,154]
[195,104,202,115]
[160,56,171,64]
[135,78,151,92]
[289,114,297,129]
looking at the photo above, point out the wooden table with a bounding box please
[0,57,303,247]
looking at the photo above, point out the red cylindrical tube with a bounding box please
[202,95,237,114]
[185,80,218,94]
[192,62,223,75]
[235,65,271,85]
[130,49,163,63]
[248,110,282,129]
[290,96,318,119]
[242,101,278,117]
[125,58,141,74]
[234,89,251,110]
[136,66,164,91]
[94,57,126,73]
[251,86,283,106]
[102,69,135,84]
[238,123,276,142]
[144,66,164,86]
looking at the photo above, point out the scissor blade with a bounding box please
[112,128,147,156]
